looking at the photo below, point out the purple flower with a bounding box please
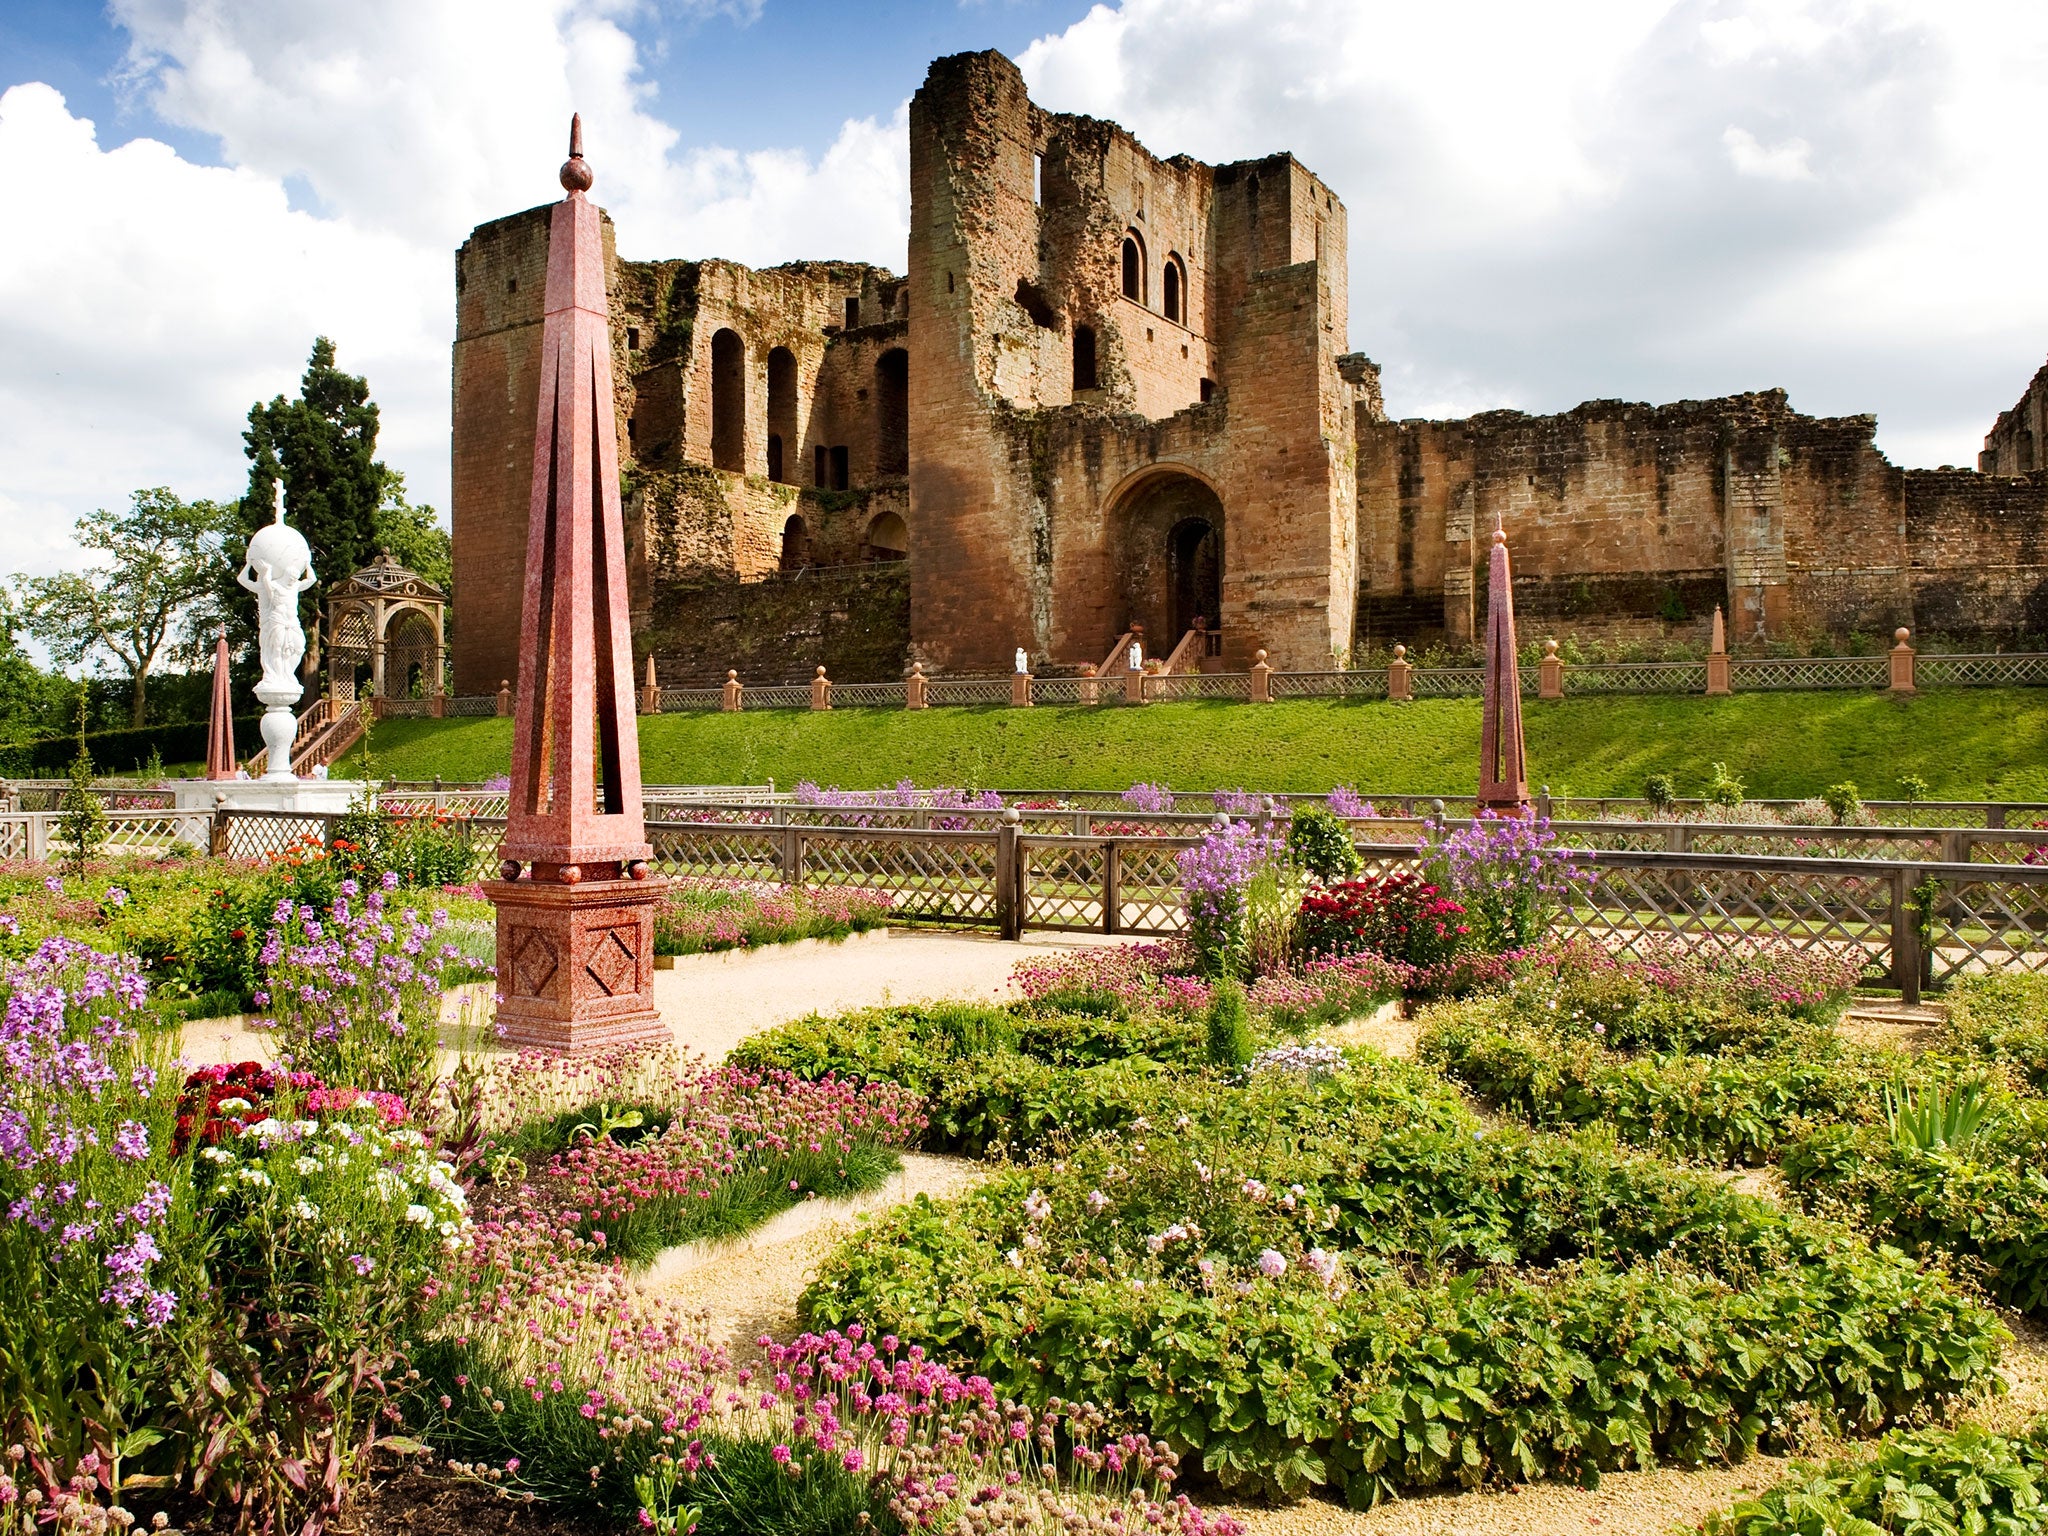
[103,887,127,908]
[1121,782,1175,813]
[111,1121,149,1162]
[1328,785,1376,819]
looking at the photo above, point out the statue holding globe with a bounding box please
[238,482,318,780]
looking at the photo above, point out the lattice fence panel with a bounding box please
[800,833,998,922]
[1556,862,1894,980]
[1407,667,1491,698]
[1032,678,1089,706]
[0,817,29,860]
[1147,673,1256,702]
[830,683,908,709]
[1566,663,1708,695]
[1961,831,2048,864]
[1727,656,1888,691]
[1917,654,2048,688]
[1269,671,1390,700]
[743,685,814,709]
[220,811,334,863]
[657,689,724,712]
[925,678,1013,707]
[1680,830,1949,862]
[380,699,436,718]
[443,695,501,717]
[647,826,783,881]
[1022,840,1107,931]
[99,812,210,856]
[1927,874,2048,980]
[1110,840,1195,934]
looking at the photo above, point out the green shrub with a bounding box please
[1287,805,1361,883]
[1898,772,1932,803]
[1643,772,1677,811]
[1822,781,1863,825]
[1783,1097,2048,1314]
[1699,1418,2048,1535]
[1942,972,2048,1092]
[1706,761,1746,807]
[1205,977,1255,1067]
[806,1064,2004,1507]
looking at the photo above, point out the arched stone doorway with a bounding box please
[1111,470,1224,654]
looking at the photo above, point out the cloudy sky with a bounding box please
[3,0,2044,582]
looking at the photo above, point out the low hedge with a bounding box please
[1698,1418,2048,1534]
[0,715,263,775]
[1420,996,1896,1165]
[1943,972,2048,1094]
[804,1062,2005,1507]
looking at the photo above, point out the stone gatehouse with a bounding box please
[450,48,2048,694]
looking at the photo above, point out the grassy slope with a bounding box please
[338,688,2048,801]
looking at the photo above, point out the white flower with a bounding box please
[1005,1248,1024,1269]
[295,1156,320,1176]
[1023,1189,1053,1224]
[290,1199,318,1221]
[216,1097,253,1114]
[1086,1189,1109,1214]
[1145,1234,1166,1254]
[406,1204,435,1225]
[1305,1248,1340,1283]
[1023,1231,1043,1250]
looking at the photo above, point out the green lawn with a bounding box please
[336,688,2048,801]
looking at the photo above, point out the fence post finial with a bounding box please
[1388,644,1412,703]
[1890,628,1916,695]
[1250,648,1272,704]
[1539,638,1563,701]
[722,669,743,712]
[905,662,927,710]
[811,665,832,711]
[1706,606,1732,696]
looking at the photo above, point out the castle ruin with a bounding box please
[451,49,2048,694]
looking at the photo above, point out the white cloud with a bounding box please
[0,0,907,593]
[1723,125,1816,180]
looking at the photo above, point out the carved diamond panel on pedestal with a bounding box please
[584,926,637,997]
[508,926,559,997]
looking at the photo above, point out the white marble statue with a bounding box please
[1014,646,1029,676]
[239,482,317,781]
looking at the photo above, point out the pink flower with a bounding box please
[1257,1249,1287,1278]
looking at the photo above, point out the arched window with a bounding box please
[766,346,797,483]
[1120,233,1145,304]
[1072,324,1097,391]
[1162,254,1185,325]
[863,510,908,562]
[875,348,908,477]
[710,328,745,473]
[780,513,810,572]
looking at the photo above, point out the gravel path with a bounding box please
[632,1151,987,1364]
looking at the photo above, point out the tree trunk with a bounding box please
[130,670,147,730]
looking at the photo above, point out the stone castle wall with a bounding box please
[450,49,2048,694]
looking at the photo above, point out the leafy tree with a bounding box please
[17,489,234,727]
[0,591,71,742]
[233,337,385,665]
[58,688,106,877]
[372,469,453,595]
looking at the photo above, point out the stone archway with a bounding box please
[1111,469,1225,652]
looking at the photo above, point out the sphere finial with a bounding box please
[560,112,593,195]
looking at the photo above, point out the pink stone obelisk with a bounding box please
[204,628,237,780]
[485,116,667,1054]
[1477,521,1530,813]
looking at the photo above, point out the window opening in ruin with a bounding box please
[875,348,909,477]
[863,510,908,563]
[815,445,828,487]
[1073,325,1098,392]
[780,514,810,572]
[947,271,955,293]
[710,327,746,473]
[1013,279,1058,328]
[830,445,849,491]
[1121,233,1145,304]
[1200,378,1215,403]
[507,275,517,293]
[1162,255,1185,324]
[767,346,798,483]
[1135,183,1145,219]
[1033,154,1043,205]
[626,326,639,351]
[844,296,860,329]
[627,418,637,445]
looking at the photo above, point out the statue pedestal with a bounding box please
[486,872,669,1055]
[170,779,368,815]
